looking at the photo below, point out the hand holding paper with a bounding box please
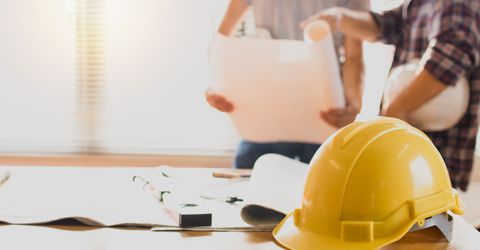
[320,102,360,128]
[204,87,234,113]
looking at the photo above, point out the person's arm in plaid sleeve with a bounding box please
[382,71,448,120]
[368,6,403,46]
[383,2,480,119]
[422,2,480,87]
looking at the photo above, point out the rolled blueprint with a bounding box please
[303,20,331,44]
[240,154,309,228]
[209,21,344,143]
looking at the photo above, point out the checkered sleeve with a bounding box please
[369,6,403,45]
[421,2,480,86]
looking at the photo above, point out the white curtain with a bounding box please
[0,0,239,155]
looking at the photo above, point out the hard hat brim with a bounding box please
[273,213,392,250]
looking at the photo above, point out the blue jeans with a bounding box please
[234,140,321,169]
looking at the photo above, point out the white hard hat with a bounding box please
[384,59,469,131]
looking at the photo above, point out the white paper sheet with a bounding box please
[0,167,176,227]
[0,167,255,231]
[209,30,344,143]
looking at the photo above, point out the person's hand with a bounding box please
[320,102,360,128]
[204,87,234,112]
[300,7,345,32]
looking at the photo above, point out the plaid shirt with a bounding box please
[371,0,480,191]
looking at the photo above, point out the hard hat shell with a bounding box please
[273,117,464,250]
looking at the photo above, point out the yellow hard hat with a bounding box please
[273,117,464,250]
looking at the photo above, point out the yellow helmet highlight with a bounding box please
[273,117,464,250]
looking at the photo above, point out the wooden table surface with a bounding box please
[0,166,478,249]
[0,214,478,250]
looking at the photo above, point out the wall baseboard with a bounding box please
[0,154,233,168]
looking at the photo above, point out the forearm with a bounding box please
[218,0,249,36]
[384,69,447,116]
[320,54,364,128]
[338,8,380,42]
[342,37,365,107]
[342,58,364,107]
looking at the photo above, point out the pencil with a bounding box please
[0,171,10,187]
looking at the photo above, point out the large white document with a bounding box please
[0,167,257,231]
[209,25,344,143]
[0,167,176,227]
